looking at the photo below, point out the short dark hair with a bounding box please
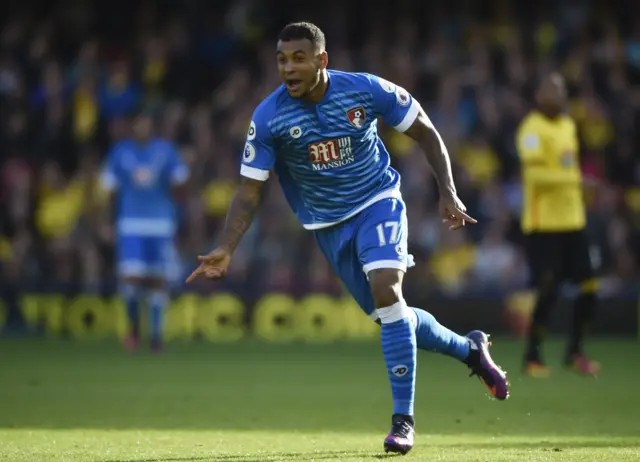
[536,71,564,90]
[278,22,326,52]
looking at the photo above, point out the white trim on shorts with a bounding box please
[119,260,164,278]
[363,259,407,274]
[362,254,415,275]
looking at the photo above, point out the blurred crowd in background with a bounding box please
[1,0,639,299]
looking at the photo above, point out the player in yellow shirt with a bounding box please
[516,73,600,378]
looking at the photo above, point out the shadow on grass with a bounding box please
[104,439,640,462]
[106,450,394,462]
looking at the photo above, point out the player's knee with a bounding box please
[369,269,403,309]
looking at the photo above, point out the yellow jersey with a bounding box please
[516,111,586,234]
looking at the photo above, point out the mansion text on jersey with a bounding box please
[309,137,354,171]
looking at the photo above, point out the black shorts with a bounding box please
[524,230,594,285]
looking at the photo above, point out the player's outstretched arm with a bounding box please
[404,109,477,230]
[218,177,264,254]
[404,108,456,197]
[186,177,264,283]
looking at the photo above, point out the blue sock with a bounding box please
[148,290,169,341]
[379,301,417,416]
[410,307,470,361]
[121,283,142,337]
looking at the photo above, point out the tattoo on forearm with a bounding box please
[219,181,262,253]
[420,128,456,195]
[405,113,457,196]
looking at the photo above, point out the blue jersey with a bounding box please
[240,70,420,230]
[100,137,189,238]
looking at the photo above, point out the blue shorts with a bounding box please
[117,234,176,279]
[314,197,414,316]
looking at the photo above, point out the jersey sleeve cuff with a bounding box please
[393,100,421,133]
[240,164,269,181]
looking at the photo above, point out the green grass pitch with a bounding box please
[1,338,639,461]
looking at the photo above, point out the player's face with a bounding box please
[537,74,567,114]
[133,115,153,140]
[276,39,326,98]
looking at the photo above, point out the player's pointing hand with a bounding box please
[439,194,478,231]
[186,247,232,283]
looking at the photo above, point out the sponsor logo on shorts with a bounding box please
[392,364,409,377]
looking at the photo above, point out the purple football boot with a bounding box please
[466,330,510,400]
[383,414,415,455]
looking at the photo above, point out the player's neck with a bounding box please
[303,71,329,104]
[538,108,562,120]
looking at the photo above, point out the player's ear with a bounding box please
[319,51,328,70]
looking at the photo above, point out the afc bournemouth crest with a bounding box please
[346,106,366,129]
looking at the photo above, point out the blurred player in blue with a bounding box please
[187,23,509,454]
[101,110,189,353]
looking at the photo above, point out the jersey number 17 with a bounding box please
[376,221,400,246]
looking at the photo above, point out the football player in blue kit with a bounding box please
[187,22,509,455]
[102,110,189,352]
